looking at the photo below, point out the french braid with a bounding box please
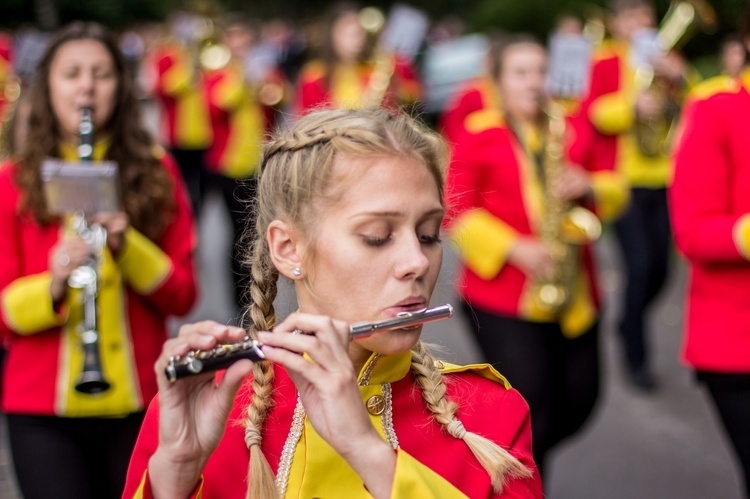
[410,342,533,493]
[242,228,280,499]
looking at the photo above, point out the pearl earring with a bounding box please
[292,267,302,277]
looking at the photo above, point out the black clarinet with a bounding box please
[165,304,454,382]
[69,107,111,394]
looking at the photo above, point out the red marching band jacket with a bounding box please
[203,60,272,180]
[445,108,629,338]
[124,352,543,498]
[0,149,197,417]
[294,55,421,115]
[670,70,750,373]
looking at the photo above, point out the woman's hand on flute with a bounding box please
[259,313,397,499]
[148,321,254,499]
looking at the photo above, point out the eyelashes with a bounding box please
[362,233,442,247]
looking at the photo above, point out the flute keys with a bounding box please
[366,395,386,416]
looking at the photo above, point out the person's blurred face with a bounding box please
[722,40,746,77]
[295,153,444,363]
[49,39,118,142]
[226,25,254,59]
[609,5,655,42]
[498,43,547,124]
[332,11,366,63]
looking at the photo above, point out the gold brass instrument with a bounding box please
[69,107,111,394]
[633,0,717,157]
[531,100,602,313]
[359,6,396,108]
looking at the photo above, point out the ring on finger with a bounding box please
[58,253,70,267]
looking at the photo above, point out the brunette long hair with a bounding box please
[15,22,174,241]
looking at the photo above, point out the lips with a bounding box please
[384,296,428,318]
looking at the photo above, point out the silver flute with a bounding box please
[165,304,453,382]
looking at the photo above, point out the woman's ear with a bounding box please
[267,220,305,280]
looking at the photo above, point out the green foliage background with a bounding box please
[0,0,746,73]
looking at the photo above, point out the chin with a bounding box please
[364,327,423,356]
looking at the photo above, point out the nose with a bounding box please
[79,71,95,96]
[394,234,431,280]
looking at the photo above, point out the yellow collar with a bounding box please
[356,351,411,386]
[741,67,750,93]
[59,137,111,162]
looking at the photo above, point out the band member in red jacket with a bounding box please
[446,35,628,475]
[124,108,542,499]
[670,21,750,496]
[294,2,421,114]
[0,23,197,499]
[581,0,692,391]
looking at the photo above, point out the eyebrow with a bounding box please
[349,208,444,220]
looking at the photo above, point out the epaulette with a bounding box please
[592,39,624,62]
[688,75,741,103]
[300,60,326,82]
[464,108,504,135]
[439,361,512,390]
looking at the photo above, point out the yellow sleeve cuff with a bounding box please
[388,450,467,499]
[733,214,750,260]
[450,209,519,280]
[214,70,245,110]
[117,227,173,295]
[590,92,634,135]
[589,170,630,222]
[1,273,67,335]
[163,60,193,95]
[131,471,204,499]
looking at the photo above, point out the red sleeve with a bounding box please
[392,57,422,104]
[0,165,24,338]
[491,388,543,498]
[669,96,746,263]
[141,154,198,316]
[294,67,330,116]
[579,56,622,171]
[444,131,487,227]
[439,88,484,148]
[123,396,160,498]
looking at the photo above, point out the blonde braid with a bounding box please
[410,342,533,493]
[263,129,343,161]
[242,231,280,499]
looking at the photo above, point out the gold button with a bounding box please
[366,395,386,416]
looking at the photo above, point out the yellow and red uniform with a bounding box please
[124,351,543,498]
[0,33,14,121]
[439,76,499,148]
[294,55,421,114]
[446,109,628,337]
[204,61,266,179]
[151,41,212,150]
[0,146,197,417]
[670,70,750,373]
[581,39,697,186]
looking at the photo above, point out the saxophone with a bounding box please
[68,107,111,394]
[531,100,602,313]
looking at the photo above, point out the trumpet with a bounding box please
[69,107,111,394]
[633,0,717,156]
[165,304,454,382]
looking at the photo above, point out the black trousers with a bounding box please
[201,172,258,311]
[697,372,750,498]
[169,147,207,217]
[614,187,671,370]
[7,411,145,499]
[462,303,600,474]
